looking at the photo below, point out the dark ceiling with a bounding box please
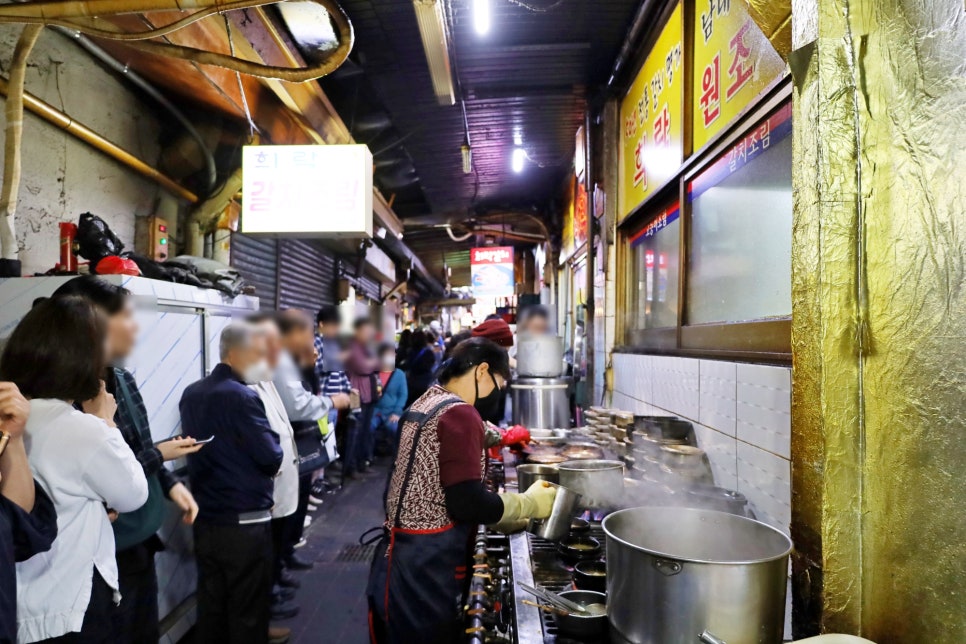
[316,0,643,284]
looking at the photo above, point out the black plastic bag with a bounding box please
[76,213,124,264]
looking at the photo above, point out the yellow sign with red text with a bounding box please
[692,0,786,151]
[618,3,684,220]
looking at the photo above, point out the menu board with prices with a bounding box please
[618,3,684,220]
[692,0,786,151]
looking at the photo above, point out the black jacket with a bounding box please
[179,364,283,523]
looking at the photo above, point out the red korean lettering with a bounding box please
[633,131,647,188]
[700,54,721,127]
[652,105,670,148]
[726,21,755,101]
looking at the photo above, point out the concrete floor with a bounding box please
[280,466,389,644]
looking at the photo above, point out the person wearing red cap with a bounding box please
[471,318,513,348]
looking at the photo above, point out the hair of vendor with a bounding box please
[437,337,510,383]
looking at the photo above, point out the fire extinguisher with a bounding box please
[59,222,78,273]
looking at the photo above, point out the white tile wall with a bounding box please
[699,359,738,436]
[611,354,792,534]
[737,363,792,459]
[737,441,792,535]
[612,353,793,640]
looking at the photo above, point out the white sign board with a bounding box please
[241,144,373,238]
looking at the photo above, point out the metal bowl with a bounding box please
[573,560,607,593]
[555,590,608,640]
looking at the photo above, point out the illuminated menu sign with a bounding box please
[618,3,684,219]
[470,246,515,299]
[241,145,373,238]
[692,0,786,151]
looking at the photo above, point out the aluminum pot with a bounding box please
[516,334,565,377]
[511,377,571,430]
[527,483,581,541]
[516,464,559,490]
[557,460,624,509]
[603,507,792,644]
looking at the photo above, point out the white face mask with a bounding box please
[242,359,273,384]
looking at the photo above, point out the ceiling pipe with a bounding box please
[604,0,661,92]
[0,76,199,204]
[57,28,219,194]
[0,25,42,271]
[0,0,354,83]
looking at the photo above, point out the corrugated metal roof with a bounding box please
[324,0,642,211]
[318,0,643,280]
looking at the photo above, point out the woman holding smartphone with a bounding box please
[0,381,58,644]
[1,297,148,643]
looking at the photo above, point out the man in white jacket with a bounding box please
[247,314,302,633]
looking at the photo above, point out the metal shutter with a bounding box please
[230,233,278,309]
[356,273,383,302]
[278,240,337,313]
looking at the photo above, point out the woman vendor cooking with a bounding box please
[367,337,556,643]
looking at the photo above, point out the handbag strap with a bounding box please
[391,396,462,529]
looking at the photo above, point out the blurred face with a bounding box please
[106,300,138,361]
[319,321,340,338]
[229,333,270,383]
[356,322,375,344]
[524,315,550,336]
[380,349,396,371]
[260,322,282,369]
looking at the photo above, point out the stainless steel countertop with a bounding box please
[509,530,545,644]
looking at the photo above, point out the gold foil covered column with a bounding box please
[791,0,966,640]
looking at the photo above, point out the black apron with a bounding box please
[366,397,473,644]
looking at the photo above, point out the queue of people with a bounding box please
[0,278,554,644]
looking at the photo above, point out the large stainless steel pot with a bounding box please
[516,334,565,377]
[603,507,792,644]
[557,460,624,509]
[516,464,559,490]
[511,377,570,430]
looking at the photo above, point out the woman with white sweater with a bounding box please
[0,297,148,643]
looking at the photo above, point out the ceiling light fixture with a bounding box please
[413,0,455,105]
[512,147,527,173]
[473,0,491,35]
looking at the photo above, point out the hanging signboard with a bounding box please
[618,2,684,220]
[470,246,515,298]
[692,0,786,151]
[560,175,576,263]
[241,144,373,238]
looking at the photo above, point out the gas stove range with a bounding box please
[466,457,609,644]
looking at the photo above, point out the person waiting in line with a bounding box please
[395,329,413,371]
[179,323,284,644]
[405,329,437,406]
[0,382,58,644]
[4,297,149,643]
[370,343,408,456]
[246,314,302,632]
[51,276,202,643]
[273,310,350,567]
[345,317,381,475]
[367,338,556,644]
